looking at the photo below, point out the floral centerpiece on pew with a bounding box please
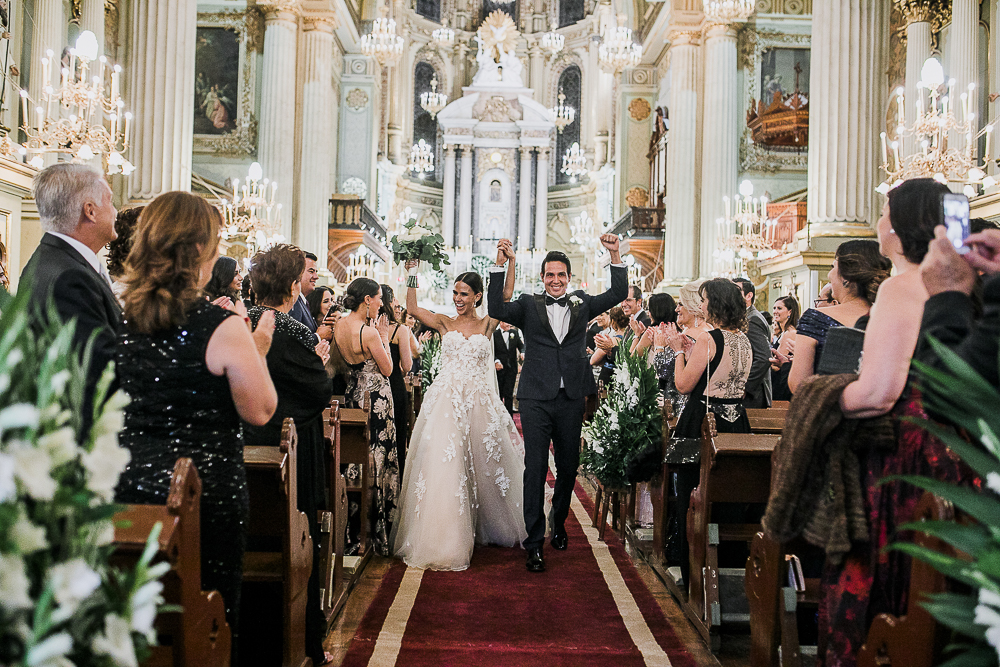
[390,217,450,287]
[883,337,1000,666]
[0,286,167,667]
[581,343,660,488]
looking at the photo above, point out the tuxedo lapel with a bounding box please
[567,295,582,337]
[533,294,559,344]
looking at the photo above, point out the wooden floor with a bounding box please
[324,476,752,667]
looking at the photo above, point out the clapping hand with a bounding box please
[653,324,669,349]
[664,323,693,355]
[419,330,434,343]
[628,315,646,338]
[770,349,790,371]
[594,332,618,352]
[374,313,393,344]
[212,296,234,310]
[315,339,331,365]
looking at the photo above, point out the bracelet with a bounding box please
[406,275,419,288]
[654,346,666,352]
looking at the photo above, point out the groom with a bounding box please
[488,235,627,572]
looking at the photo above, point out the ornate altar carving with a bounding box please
[346,88,369,112]
[477,96,521,122]
[746,63,808,148]
[628,98,652,122]
[626,187,649,208]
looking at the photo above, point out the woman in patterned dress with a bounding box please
[332,277,399,556]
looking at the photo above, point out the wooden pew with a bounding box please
[747,408,788,435]
[856,492,955,667]
[241,419,313,667]
[112,458,232,667]
[320,401,349,623]
[686,413,780,650]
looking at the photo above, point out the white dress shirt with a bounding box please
[546,298,571,343]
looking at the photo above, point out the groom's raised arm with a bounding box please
[587,234,629,315]
[487,266,525,328]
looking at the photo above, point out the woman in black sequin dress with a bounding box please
[380,284,412,476]
[114,193,277,653]
[243,244,333,666]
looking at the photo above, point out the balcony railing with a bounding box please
[329,194,387,240]
[609,207,665,238]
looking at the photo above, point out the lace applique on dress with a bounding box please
[494,467,510,496]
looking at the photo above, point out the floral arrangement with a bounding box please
[581,341,660,488]
[390,218,450,276]
[420,332,442,388]
[0,286,168,667]
[883,337,1000,666]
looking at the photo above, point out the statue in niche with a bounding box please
[490,180,502,202]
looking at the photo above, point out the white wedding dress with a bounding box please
[391,330,528,570]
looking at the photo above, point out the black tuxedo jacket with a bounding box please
[917,275,1000,388]
[22,233,124,416]
[488,265,628,401]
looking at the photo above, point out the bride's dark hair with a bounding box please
[455,272,484,307]
[343,277,380,312]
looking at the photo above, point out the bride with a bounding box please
[390,253,527,570]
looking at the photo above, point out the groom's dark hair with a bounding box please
[540,251,571,276]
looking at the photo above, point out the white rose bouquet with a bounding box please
[0,286,168,667]
[390,218,450,286]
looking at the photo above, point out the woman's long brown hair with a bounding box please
[122,192,221,334]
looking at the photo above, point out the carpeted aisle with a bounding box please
[339,466,697,666]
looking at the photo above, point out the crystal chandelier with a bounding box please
[408,139,434,177]
[714,180,779,276]
[570,209,601,255]
[361,5,404,66]
[599,14,642,74]
[219,162,285,256]
[550,87,576,133]
[420,75,448,118]
[561,142,587,182]
[541,29,564,56]
[877,57,991,197]
[432,20,455,47]
[703,0,755,22]
[19,31,134,174]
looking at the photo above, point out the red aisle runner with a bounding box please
[340,472,697,666]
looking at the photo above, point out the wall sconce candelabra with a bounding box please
[432,20,455,47]
[219,161,284,257]
[408,139,434,177]
[19,30,133,174]
[541,27,564,56]
[561,142,587,181]
[550,87,576,133]
[420,75,448,118]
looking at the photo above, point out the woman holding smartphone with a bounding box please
[380,284,413,475]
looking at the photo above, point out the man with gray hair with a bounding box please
[22,163,123,430]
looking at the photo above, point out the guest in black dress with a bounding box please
[205,255,242,302]
[769,295,799,401]
[243,244,333,666]
[380,284,412,475]
[114,192,277,655]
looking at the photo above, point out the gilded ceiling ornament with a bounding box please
[896,0,949,27]
[628,98,652,122]
[478,10,518,60]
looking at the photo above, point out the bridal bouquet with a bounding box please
[878,337,1000,666]
[581,343,660,488]
[390,218,450,280]
[0,286,168,667]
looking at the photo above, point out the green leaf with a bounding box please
[880,474,1000,527]
[920,592,986,640]
[896,519,991,557]
[935,644,999,667]
[900,417,1000,481]
[884,542,986,589]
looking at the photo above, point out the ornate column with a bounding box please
[298,16,337,264]
[258,1,300,239]
[900,2,934,157]
[458,146,473,247]
[128,0,198,199]
[453,42,470,100]
[518,147,533,249]
[946,0,977,91]
[806,0,887,241]
[386,64,403,164]
[662,30,701,283]
[534,148,549,250]
[699,22,738,276]
[29,0,64,118]
[80,0,105,57]
[529,41,544,94]
[442,145,457,247]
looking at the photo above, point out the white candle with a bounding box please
[36,106,43,134]
[123,112,131,146]
[880,132,888,166]
[20,91,28,129]
[986,126,993,162]
[892,141,901,171]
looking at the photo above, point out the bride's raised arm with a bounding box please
[404,259,450,335]
[486,240,517,334]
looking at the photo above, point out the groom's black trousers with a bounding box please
[519,389,587,550]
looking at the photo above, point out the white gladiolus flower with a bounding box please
[92,614,138,667]
[0,373,10,395]
[591,441,604,455]
[50,370,71,396]
[0,403,40,434]
[976,588,1000,663]
[130,580,164,641]
[11,510,47,553]
[987,471,1000,494]
[39,427,78,467]
[25,632,74,667]
[0,554,32,609]
[50,559,101,622]
[0,452,16,502]
[7,348,24,367]
[87,520,116,547]
[81,432,131,501]
[10,441,57,500]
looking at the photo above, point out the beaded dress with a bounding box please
[115,302,246,632]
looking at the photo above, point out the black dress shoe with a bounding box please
[550,531,568,550]
[526,547,545,572]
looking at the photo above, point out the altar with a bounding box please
[435,11,555,255]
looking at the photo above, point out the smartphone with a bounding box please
[942,192,971,255]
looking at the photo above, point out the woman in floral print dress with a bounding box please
[334,278,399,556]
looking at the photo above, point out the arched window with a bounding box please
[559,0,584,27]
[416,0,440,22]
[555,65,582,185]
[413,61,439,181]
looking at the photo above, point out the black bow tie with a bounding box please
[545,295,569,307]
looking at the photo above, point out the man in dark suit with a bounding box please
[22,163,124,433]
[918,225,1000,387]
[290,251,320,333]
[493,322,523,414]
[733,277,772,408]
[489,235,627,572]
